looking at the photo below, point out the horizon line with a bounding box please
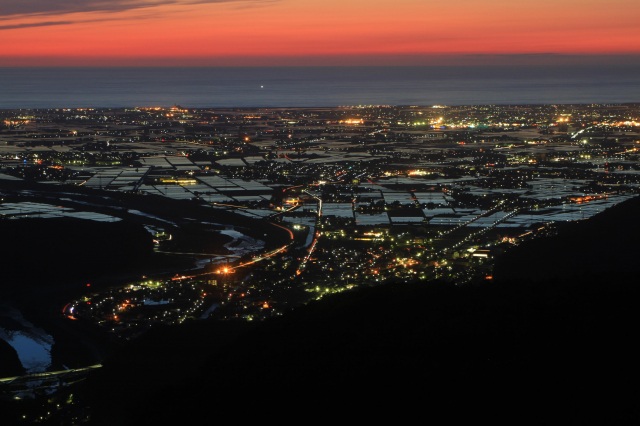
[2,53,640,68]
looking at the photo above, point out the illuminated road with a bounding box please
[295,190,322,275]
[0,364,103,396]
[155,249,241,258]
[0,364,103,385]
[168,220,296,282]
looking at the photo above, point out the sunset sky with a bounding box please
[1,0,639,66]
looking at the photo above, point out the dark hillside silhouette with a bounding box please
[493,195,640,284]
[2,196,639,424]
[0,218,154,294]
[74,197,640,424]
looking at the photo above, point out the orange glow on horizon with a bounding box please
[1,0,639,66]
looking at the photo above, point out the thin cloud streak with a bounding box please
[0,21,73,30]
[0,0,273,18]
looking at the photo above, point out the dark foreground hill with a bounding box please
[0,218,159,379]
[5,195,640,424]
[0,218,155,293]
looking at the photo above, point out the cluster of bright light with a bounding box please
[158,177,198,185]
[4,119,30,126]
[339,119,364,125]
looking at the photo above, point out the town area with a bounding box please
[2,103,639,337]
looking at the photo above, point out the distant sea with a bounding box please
[1,65,639,109]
